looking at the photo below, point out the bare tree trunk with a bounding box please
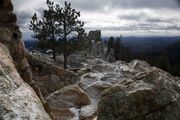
[52,47,56,60]
[63,52,67,69]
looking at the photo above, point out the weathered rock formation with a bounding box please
[0,0,52,119]
[27,54,78,96]
[46,85,90,120]
[0,0,16,24]
[97,60,180,120]
[46,57,180,120]
[88,30,101,42]
[4,1,179,120]
[91,41,107,58]
[0,43,51,120]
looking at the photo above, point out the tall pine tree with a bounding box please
[55,1,85,69]
[30,0,58,60]
[30,0,85,69]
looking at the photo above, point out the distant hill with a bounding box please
[25,36,180,54]
[102,36,180,53]
[164,42,180,64]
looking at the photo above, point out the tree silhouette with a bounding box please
[107,36,115,56]
[114,37,121,60]
[30,0,85,69]
[55,1,85,69]
[30,0,57,60]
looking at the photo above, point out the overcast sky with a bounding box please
[12,0,180,37]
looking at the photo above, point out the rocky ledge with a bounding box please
[45,58,180,120]
[96,60,180,120]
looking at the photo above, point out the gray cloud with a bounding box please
[85,22,180,32]
[58,0,180,11]
[119,12,147,21]
[58,0,104,11]
[112,0,179,9]
[119,12,180,24]
[118,10,180,32]
[12,0,180,36]
[145,18,179,24]
[176,0,180,5]
[13,0,179,14]
[16,11,32,29]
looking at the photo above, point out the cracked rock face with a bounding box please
[0,43,51,120]
[97,60,180,120]
[0,0,52,119]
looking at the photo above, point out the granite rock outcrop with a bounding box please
[0,0,52,119]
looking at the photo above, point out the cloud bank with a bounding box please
[12,0,180,36]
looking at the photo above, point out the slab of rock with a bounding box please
[46,85,90,108]
[68,58,180,120]
[27,54,78,96]
[0,0,52,118]
[46,85,90,119]
[0,43,51,120]
[98,68,180,120]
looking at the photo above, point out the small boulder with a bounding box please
[46,84,90,109]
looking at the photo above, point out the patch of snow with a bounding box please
[80,98,98,118]
[69,107,79,120]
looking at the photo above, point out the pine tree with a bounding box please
[107,36,115,56]
[30,0,57,60]
[55,1,85,69]
[30,0,85,69]
[114,37,121,60]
